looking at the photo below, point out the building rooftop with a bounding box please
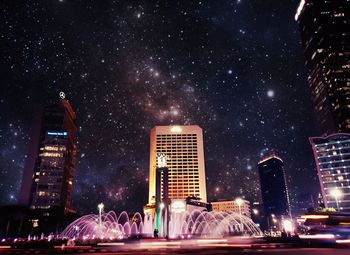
[258,149,283,164]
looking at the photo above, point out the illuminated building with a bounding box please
[18,99,77,213]
[211,199,251,218]
[155,165,169,237]
[309,133,350,211]
[295,0,350,135]
[258,150,291,229]
[148,125,207,204]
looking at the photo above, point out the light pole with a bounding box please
[235,198,243,232]
[98,203,104,227]
[270,214,276,234]
[330,189,343,211]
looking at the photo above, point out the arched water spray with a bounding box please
[61,208,262,240]
[169,209,262,238]
[61,211,143,240]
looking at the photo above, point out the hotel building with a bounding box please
[148,125,207,204]
[310,133,350,211]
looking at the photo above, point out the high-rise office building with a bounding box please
[18,98,77,213]
[295,0,350,135]
[310,133,350,211]
[258,150,291,228]
[148,125,207,204]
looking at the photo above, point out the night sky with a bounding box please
[0,0,320,215]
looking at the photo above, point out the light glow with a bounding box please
[330,189,343,199]
[170,126,182,132]
[295,0,305,21]
[282,220,293,232]
[235,198,243,206]
[171,200,186,213]
[336,239,350,244]
[98,203,104,210]
[197,239,227,243]
[300,215,329,220]
[97,242,125,246]
[40,152,63,157]
[159,202,165,209]
[47,131,68,136]
[299,234,335,239]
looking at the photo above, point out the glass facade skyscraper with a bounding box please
[296,0,350,212]
[18,99,77,213]
[295,0,350,135]
[258,151,291,228]
[310,133,350,211]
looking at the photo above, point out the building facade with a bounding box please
[148,125,207,204]
[295,0,350,135]
[18,99,77,213]
[310,133,350,211]
[258,150,291,228]
[211,199,251,218]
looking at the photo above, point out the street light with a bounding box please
[268,214,277,233]
[235,198,244,232]
[98,203,104,226]
[330,189,343,211]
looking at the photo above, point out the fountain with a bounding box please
[61,208,262,240]
[169,209,262,238]
[60,211,143,240]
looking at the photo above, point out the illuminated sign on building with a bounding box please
[170,126,182,133]
[171,200,186,213]
[47,131,68,136]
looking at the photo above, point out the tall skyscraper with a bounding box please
[258,150,291,228]
[295,0,350,135]
[310,133,350,211]
[148,125,207,204]
[18,98,77,213]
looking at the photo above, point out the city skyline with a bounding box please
[1,0,322,214]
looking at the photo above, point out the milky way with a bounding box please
[0,0,320,214]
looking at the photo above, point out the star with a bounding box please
[0,0,320,215]
[267,89,275,98]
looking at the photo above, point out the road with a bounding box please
[3,248,348,255]
[2,246,350,255]
[1,238,349,254]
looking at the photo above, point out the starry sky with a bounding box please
[0,0,321,215]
